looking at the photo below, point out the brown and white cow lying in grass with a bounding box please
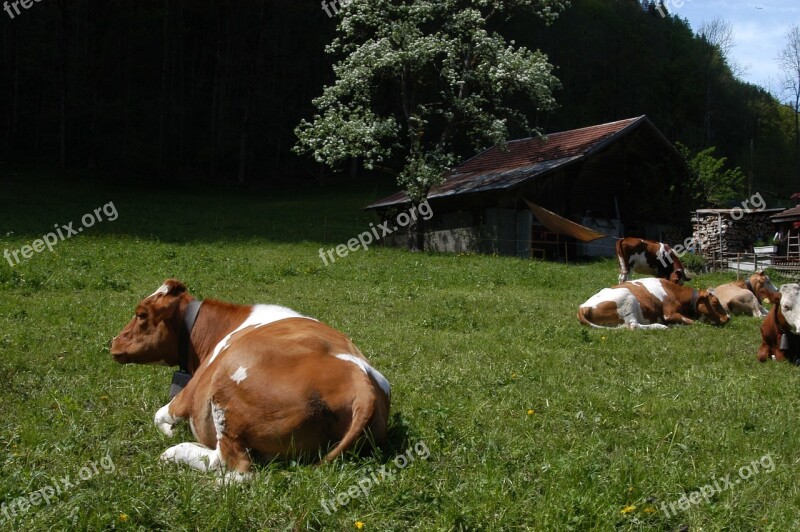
[110,279,390,482]
[758,284,800,363]
[714,271,778,318]
[577,277,728,329]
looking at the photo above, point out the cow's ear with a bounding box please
[161,279,187,296]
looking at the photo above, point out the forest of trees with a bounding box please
[0,0,796,203]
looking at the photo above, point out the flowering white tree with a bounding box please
[295,0,566,201]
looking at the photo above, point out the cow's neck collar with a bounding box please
[178,300,203,373]
[691,289,699,314]
[745,278,754,294]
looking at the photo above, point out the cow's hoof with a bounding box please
[154,404,179,437]
[216,470,253,485]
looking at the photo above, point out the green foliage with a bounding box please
[294,0,566,201]
[676,142,746,207]
[678,251,706,272]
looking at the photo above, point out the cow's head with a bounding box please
[778,284,800,334]
[750,270,779,301]
[110,279,189,365]
[696,289,729,325]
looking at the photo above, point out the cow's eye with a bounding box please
[136,312,147,320]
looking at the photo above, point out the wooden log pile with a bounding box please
[689,211,775,262]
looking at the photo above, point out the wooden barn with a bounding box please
[366,116,691,259]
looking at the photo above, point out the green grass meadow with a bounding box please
[1,170,800,530]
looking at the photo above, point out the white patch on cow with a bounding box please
[189,417,198,440]
[211,402,226,441]
[629,251,657,276]
[148,283,170,298]
[631,277,668,302]
[617,253,629,283]
[160,442,221,472]
[335,354,391,397]
[230,366,248,384]
[582,287,635,312]
[155,401,183,437]
[580,287,665,329]
[206,304,317,367]
[657,243,667,264]
[780,284,800,334]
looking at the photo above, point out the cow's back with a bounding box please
[195,318,389,457]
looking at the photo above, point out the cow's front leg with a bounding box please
[154,386,195,437]
[757,344,773,362]
[160,442,221,472]
[663,312,694,325]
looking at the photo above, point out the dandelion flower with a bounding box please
[527,409,534,416]
[119,513,129,522]
[620,505,636,514]
[355,522,364,529]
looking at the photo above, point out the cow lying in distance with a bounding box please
[110,280,390,482]
[577,277,728,329]
[758,284,800,363]
[616,237,690,285]
[715,271,778,317]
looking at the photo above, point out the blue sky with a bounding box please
[670,0,799,96]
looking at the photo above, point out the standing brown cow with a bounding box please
[616,237,689,285]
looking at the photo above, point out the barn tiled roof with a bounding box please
[771,205,800,222]
[366,115,666,209]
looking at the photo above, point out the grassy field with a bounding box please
[1,170,800,531]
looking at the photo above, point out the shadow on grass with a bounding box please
[0,169,398,246]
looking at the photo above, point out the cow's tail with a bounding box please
[577,307,597,328]
[578,306,617,329]
[322,373,387,462]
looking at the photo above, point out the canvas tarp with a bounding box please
[524,200,608,242]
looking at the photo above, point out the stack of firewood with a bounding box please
[689,211,775,260]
